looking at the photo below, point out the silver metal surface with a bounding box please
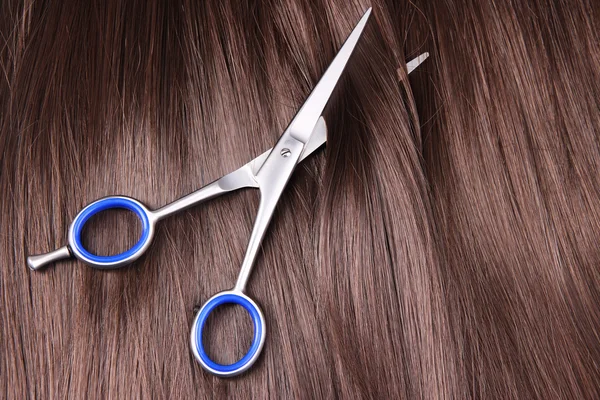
[153,167,258,221]
[234,135,306,292]
[27,246,71,271]
[406,52,429,73]
[248,117,328,176]
[286,8,372,144]
[154,116,330,221]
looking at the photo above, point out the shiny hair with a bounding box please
[2,0,599,397]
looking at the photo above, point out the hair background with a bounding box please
[1,0,599,398]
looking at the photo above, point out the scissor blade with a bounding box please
[407,52,429,73]
[286,8,372,144]
[249,53,429,174]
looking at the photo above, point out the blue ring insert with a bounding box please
[194,293,263,374]
[71,197,151,263]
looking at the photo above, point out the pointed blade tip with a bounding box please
[286,6,372,142]
[355,7,373,32]
[405,52,430,73]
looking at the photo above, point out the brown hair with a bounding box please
[2,0,599,398]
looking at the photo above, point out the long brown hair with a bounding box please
[2,0,599,398]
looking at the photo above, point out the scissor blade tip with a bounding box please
[285,5,372,142]
[404,52,430,74]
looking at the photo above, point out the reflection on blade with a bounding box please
[286,8,372,144]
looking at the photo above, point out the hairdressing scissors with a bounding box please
[27,8,429,377]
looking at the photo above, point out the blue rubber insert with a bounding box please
[71,197,151,263]
[194,293,263,374]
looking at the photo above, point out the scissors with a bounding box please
[27,8,428,377]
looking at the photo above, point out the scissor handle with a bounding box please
[190,290,266,377]
[67,196,156,269]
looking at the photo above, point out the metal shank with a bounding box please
[234,135,306,292]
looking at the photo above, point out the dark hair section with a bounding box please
[2,0,599,398]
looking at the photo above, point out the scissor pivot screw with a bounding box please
[280,148,291,158]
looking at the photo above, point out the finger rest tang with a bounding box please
[27,246,72,271]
